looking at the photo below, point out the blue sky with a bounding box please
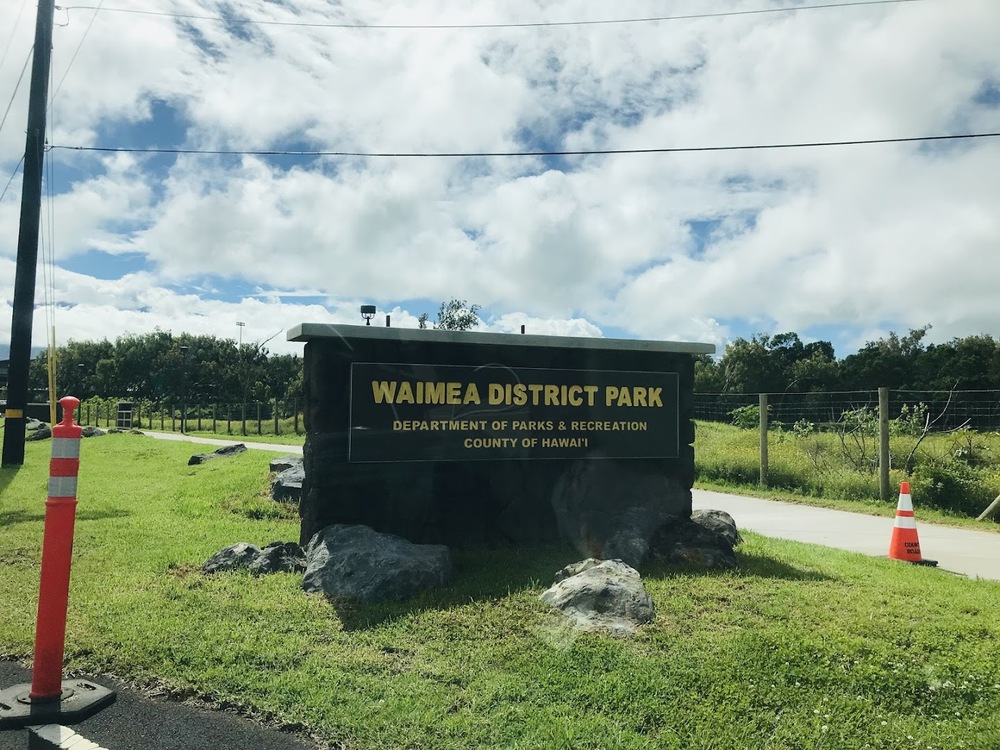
[1,0,999,358]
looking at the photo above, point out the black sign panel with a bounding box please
[349,362,679,462]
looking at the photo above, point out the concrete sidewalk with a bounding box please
[693,488,1000,582]
[140,430,302,455]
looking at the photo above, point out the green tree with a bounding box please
[265,354,303,400]
[916,335,1000,391]
[436,299,481,331]
[719,332,837,393]
[694,354,724,392]
[113,330,176,399]
[840,325,931,390]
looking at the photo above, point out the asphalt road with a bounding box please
[0,662,321,750]
[693,488,1000,581]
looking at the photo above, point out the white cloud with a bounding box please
[2,0,999,360]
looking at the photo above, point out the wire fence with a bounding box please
[59,389,1000,436]
[76,398,305,436]
[695,389,1000,432]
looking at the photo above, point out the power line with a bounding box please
[48,131,1000,160]
[0,47,33,142]
[54,0,925,31]
[0,0,32,73]
[51,0,106,105]
[0,154,25,203]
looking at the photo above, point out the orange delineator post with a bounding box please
[0,395,115,730]
[29,396,83,700]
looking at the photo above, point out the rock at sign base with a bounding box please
[540,558,655,635]
[303,524,452,602]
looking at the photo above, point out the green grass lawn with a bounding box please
[1,432,999,749]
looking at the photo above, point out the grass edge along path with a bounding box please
[2,432,1000,749]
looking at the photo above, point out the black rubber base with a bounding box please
[913,558,939,567]
[0,679,116,730]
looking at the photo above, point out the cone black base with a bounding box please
[0,679,116,730]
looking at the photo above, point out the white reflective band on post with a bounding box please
[51,438,81,459]
[48,476,78,497]
[893,516,917,529]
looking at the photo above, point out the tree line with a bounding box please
[695,326,1000,394]
[19,320,1000,406]
[20,300,484,405]
[26,329,302,405]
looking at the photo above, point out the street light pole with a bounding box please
[236,322,246,436]
[179,345,189,434]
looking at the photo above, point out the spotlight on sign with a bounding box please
[360,305,376,326]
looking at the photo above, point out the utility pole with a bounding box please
[2,0,55,466]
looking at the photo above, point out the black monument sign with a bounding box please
[289,323,714,553]
[349,362,680,462]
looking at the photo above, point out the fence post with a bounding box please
[879,386,890,502]
[294,398,299,435]
[759,393,768,487]
[257,402,262,435]
[273,398,279,435]
[212,404,216,433]
[227,405,231,434]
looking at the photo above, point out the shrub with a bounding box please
[909,459,998,517]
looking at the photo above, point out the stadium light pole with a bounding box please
[237,322,246,436]
[179,346,189,434]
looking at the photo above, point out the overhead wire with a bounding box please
[0,47,33,143]
[48,132,1000,160]
[53,0,925,30]
[42,54,59,411]
[0,0,32,73]
[0,154,24,203]
[50,0,105,105]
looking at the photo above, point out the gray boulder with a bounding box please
[249,541,306,575]
[188,443,248,465]
[271,463,305,503]
[202,542,261,574]
[302,524,452,602]
[26,418,46,431]
[81,426,106,437]
[691,509,743,547]
[551,456,686,567]
[648,509,742,569]
[269,455,302,473]
[26,425,51,441]
[540,558,655,635]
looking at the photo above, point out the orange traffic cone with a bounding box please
[888,482,937,567]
